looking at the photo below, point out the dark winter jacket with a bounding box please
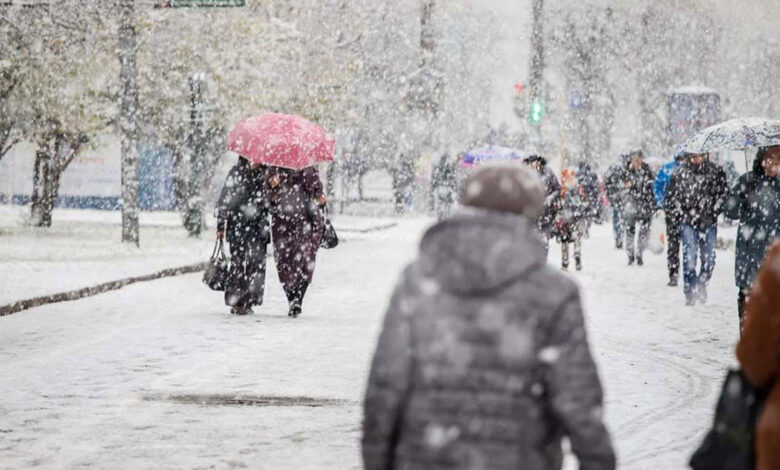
[724,152,780,289]
[575,162,600,218]
[623,162,655,221]
[664,159,728,228]
[215,158,270,245]
[362,209,615,470]
[603,162,628,210]
[554,184,590,243]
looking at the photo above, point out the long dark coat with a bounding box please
[724,152,780,289]
[269,166,325,294]
[215,158,270,308]
[665,159,728,228]
[363,209,615,470]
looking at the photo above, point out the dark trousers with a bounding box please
[625,216,650,261]
[666,215,681,280]
[225,240,267,308]
[285,280,309,307]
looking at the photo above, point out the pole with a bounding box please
[529,0,544,151]
[119,0,139,245]
[184,73,206,236]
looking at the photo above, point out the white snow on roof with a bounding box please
[668,85,719,95]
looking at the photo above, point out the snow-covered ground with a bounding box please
[0,207,741,469]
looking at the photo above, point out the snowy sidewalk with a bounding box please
[0,205,400,307]
[0,216,740,469]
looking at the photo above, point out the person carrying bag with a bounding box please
[691,242,780,470]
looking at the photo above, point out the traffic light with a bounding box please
[529,99,545,125]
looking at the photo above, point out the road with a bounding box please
[0,218,740,469]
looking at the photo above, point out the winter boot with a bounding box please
[667,277,678,287]
[288,302,302,319]
[615,238,623,250]
[231,306,251,316]
[685,295,696,306]
[637,256,644,266]
[575,256,582,271]
[627,255,635,266]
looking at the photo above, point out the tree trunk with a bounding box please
[183,74,207,237]
[119,1,140,246]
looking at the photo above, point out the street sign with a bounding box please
[570,90,586,109]
[155,0,245,8]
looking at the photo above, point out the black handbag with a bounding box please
[690,369,766,470]
[203,237,230,291]
[320,207,339,249]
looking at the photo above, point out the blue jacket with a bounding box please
[654,160,679,208]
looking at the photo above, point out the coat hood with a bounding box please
[417,208,547,295]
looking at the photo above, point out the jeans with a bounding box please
[681,224,717,297]
[666,215,681,280]
[612,208,624,243]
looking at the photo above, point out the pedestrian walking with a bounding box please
[656,154,685,286]
[267,166,327,318]
[556,168,589,271]
[362,164,615,470]
[215,156,271,315]
[431,153,458,220]
[524,154,561,253]
[736,242,780,470]
[724,145,780,324]
[622,150,656,266]
[575,160,601,232]
[604,154,630,249]
[665,153,728,305]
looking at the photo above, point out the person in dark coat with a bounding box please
[215,156,271,315]
[724,145,780,324]
[657,154,685,286]
[431,153,458,220]
[622,150,656,266]
[575,160,601,229]
[556,167,590,271]
[524,154,561,253]
[267,166,327,318]
[665,153,728,305]
[362,164,616,470]
[604,154,630,249]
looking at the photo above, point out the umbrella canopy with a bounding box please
[460,146,523,168]
[675,117,780,157]
[227,113,335,170]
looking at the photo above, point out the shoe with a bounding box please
[697,284,708,304]
[616,239,623,250]
[667,278,678,287]
[231,306,250,316]
[575,257,582,271]
[628,256,635,266]
[685,296,696,306]
[637,257,643,266]
[288,303,302,319]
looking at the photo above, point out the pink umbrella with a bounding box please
[227,113,335,170]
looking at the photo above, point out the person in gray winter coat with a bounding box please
[362,164,615,470]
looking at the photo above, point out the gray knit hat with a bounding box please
[461,163,546,219]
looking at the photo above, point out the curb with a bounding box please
[0,263,207,317]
